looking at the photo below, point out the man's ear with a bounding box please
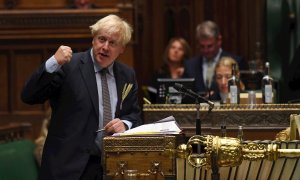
[120,46,125,54]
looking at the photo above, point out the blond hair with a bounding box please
[215,56,240,72]
[215,56,245,90]
[89,14,133,46]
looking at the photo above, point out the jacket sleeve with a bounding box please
[21,63,65,105]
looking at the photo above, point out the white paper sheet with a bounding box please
[113,116,181,136]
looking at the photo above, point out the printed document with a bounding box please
[113,116,181,136]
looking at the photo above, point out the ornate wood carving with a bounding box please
[143,104,300,138]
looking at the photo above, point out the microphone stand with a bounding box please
[211,151,220,180]
[195,98,202,157]
[174,83,218,179]
[204,84,219,180]
[206,79,212,101]
[195,91,219,180]
[195,98,201,135]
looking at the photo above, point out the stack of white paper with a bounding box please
[113,116,181,136]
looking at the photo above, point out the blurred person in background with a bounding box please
[211,56,245,103]
[69,0,96,9]
[151,37,192,87]
[147,37,191,103]
[183,20,246,98]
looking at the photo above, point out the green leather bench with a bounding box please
[0,140,38,180]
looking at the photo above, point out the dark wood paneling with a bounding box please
[0,51,9,112]
[0,0,65,9]
[0,0,127,9]
[13,50,44,112]
[237,0,250,61]
[95,0,122,8]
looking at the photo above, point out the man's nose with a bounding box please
[221,77,227,84]
[102,41,110,49]
[202,48,211,55]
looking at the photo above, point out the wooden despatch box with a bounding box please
[103,136,176,180]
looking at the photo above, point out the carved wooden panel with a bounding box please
[163,0,193,44]
[143,104,300,139]
[12,50,44,112]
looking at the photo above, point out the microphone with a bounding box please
[173,83,214,110]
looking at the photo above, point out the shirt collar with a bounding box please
[90,48,114,75]
[203,48,223,64]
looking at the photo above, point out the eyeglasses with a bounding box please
[97,36,120,48]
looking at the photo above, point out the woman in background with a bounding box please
[212,56,245,103]
[152,37,191,81]
[147,37,191,103]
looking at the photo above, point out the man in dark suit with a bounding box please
[21,14,141,180]
[183,20,245,98]
[284,45,300,103]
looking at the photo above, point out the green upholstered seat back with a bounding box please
[0,140,38,180]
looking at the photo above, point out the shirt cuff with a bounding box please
[122,120,132,130]
[45,55,62,73]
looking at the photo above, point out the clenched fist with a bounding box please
[54,45,73,65]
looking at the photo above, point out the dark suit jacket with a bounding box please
[285,45,300,102]
[21,49,142,180]
[183,50,245,97]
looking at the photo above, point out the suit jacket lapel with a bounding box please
[196,57,205,91]
[79,51,99,118]
[113,62,124,118]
